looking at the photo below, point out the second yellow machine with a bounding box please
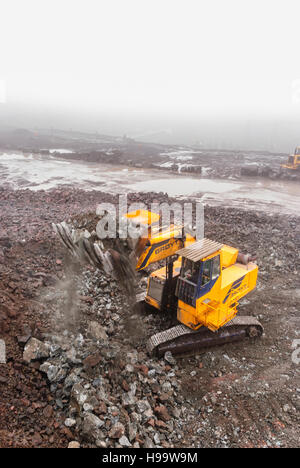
[281,146,300,171]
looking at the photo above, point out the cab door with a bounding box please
[196,254,221,298]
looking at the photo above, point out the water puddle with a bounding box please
[127,178,240,196]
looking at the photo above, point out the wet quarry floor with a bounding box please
[0,152,300,215]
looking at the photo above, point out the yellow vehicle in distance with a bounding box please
[281,147,300,170]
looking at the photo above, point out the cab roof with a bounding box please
[176,238,223,262]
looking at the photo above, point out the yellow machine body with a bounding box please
[145,240,258,333]
[123,209,196,271]
[144,259,182,310]
[136,229,195,271]
[281,147,300,170]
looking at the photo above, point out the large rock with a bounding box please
[23,338,49,363]
[154,405,171,422]
[81,413,104,440]
[83,353,102,368]
[136,399,153,422]
[121,392,137,407]
[71,383,90,407]
[64,368,82,388]
[119,435,131,447]
[65,418,76,427]
[128,422,137,441]
[136,399,151,413]
[40,361,67,382]
[68,441,80,448]
[108,422,125,439]
[164,351,176,365]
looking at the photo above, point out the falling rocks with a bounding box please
[241,165,259,177]
[0,339,6,364]
[87,321,108,342]
[23,338,49,363]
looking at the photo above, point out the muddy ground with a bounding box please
[1,126,298,181]
[0,187,299,448]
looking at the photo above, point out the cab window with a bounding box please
[181,259,200,284]
[201,255,220,286]
[201,259,212,285]
[212,255,220,279]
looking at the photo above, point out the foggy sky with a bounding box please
[1,0,300,151]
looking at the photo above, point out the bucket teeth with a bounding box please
[52,221,135,295]
[52,222,117,273]
[81,238,102,268]
[52,222,76,255]
[93,243,114,275]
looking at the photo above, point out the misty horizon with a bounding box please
[1,102,300,153]
[1,1,300,152]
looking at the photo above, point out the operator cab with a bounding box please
[181,255,220,286]
[176,239,223,307]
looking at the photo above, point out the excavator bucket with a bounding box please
[52,219,137,295]
[52,209,196,296]
[52,209,161,295]
[52,221,108,269]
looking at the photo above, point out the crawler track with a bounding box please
[147,316,263,358]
